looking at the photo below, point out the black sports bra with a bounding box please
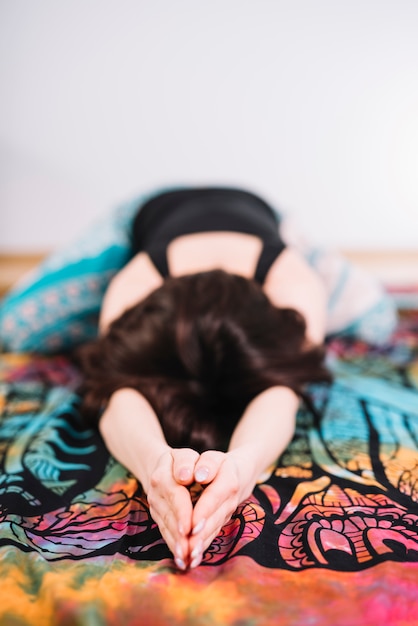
[131,188,286,284]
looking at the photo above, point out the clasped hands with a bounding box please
[146,447,254,570]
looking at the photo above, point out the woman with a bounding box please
[78,187,330,571]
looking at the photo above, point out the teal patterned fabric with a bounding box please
[0,194,148,353]
[336,297,398,346]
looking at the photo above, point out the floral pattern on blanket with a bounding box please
[0,309,417,573]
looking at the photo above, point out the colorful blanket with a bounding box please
[0,296,417,625]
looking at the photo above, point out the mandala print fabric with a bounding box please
[0,305,417,625]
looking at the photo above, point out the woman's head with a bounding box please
[78,270,330,452]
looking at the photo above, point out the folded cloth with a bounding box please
[0,188,397,353]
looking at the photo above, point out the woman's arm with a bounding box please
[99,253,163,333]
[182,385,299,567]
[228,385,298,481]
[99,387,198,568]
[99,388,169,492]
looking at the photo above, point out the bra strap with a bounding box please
[147,244,170,278]
[254,240,286,284]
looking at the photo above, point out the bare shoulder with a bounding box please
[263,248,322,300]
[263,248,326,344]
[99,252,163,332]
[116,251,163,283]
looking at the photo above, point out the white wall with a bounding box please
[1,0,417,252]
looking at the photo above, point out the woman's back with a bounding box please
[131,187,286,283]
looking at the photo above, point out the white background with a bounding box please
[1,0,417,252]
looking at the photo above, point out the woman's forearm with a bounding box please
[99,387,170,493]
[227,386,299,499]
[99,388,202,567]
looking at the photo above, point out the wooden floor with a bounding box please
[0,250,417,297]
[0,253,47,297]
[342,250,418,287]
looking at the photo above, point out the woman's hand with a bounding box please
[146,447,201,570]
[183,449,257,569]
[150,448,256,570]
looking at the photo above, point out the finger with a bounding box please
[171,448,200,485]
[192,461,239,532]
[188,499,237,568]
[148,455,195,558]
[150,485,194,568]
[155,520,189,571]
[157,484,193,536]
[169,481,195,538]
[188,461,240,565]
[194,450,225,484]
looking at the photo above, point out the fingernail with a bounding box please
[175,557,186,570]
[179,467,192,482]
[178,522,185,536]
[175,542,183,559]
[190,556,202,569]
[195,466,209,483]
[191,541,203,560]
[192,518,206,535]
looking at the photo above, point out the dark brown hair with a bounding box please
[77,270,330,452]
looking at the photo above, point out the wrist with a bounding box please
[226,447,259,503]
[134,440,172,494]
[99,389,171,494]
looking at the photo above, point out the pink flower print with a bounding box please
[3,317,16,331]
[21,301,38,319]
[66,282,80,297]
[45,291,60,306]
